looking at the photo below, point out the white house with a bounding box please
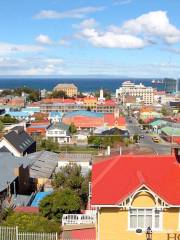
[48,112,63,123]
[56,153,92,176]
[46,123,71,144]
[0,126,36,157]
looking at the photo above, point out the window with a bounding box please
[129,208,161,231]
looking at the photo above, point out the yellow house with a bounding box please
[53,83,78,97]
[92,150,180,240]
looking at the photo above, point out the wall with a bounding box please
[97,191,180,240]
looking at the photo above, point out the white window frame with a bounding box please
[128,208,163,232]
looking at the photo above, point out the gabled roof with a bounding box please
[3,128,35,154]
[48,122,69,131]
[28,151,59,179]
[92,154,180,206]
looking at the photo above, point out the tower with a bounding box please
[98,88,105,101]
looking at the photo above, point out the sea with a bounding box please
[0,77,164,93]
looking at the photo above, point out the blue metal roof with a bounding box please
[65,110,104,118]
[49,111,63,117]
[31,191,52,207]
[7,111,31,117]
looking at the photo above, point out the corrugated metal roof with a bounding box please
[0,153,31,192]
[28,151,59,179]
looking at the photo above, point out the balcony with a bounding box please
[62,213,96,226]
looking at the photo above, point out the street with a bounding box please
[126,116,171,155]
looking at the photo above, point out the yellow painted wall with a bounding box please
[97,191,180,240]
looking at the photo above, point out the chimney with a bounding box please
[107,146,111,156]
[172,147,180,163]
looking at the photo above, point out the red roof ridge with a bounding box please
[136,170,145,184]
[92,156,120,188]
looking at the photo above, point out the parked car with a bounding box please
[152,136,160,143]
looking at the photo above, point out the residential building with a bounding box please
[160,126,180,144]
[40,97,116,114]
[27,151,59,188]
[116,81,154,105]
[53,83,78,97]
[26,121,51,137]
[62,111,126,130]
[92,151,180,240]
[0,153,31,199]
[48,111,63,123]
[57,153,92,175]
[6,111,31,121]
[0,126,36,157]
[46,122,71,143]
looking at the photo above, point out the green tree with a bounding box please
[0,114,18,124]
[50,90,67,99]
[13,87,39,101]
[95,89,112,100]
[40,139,60,152]
[52,164,90,208]
[133,134,139,143]
[39,189,81,222]
[87,106,91,111]
[0,120,4,132]
[161,106,171,116]
[3,212,61,233]
[69,123,77,134]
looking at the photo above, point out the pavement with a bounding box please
[126,116,171,155]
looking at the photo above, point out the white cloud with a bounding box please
[163,47,180,54]
[81,28,146,48]
[0,56,67,75]
[0,42,44,55]
[121,11,180,44]
[77,11,180,49]
[34,6,105,19]
[78,18,97,29]
[36,34,53,45]
[113,0,132,6]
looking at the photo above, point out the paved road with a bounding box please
[126,116,171,155]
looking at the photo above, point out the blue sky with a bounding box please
[0,0,180,77]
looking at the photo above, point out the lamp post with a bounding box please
[146,227,152,240]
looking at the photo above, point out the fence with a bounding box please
[62,214,96,226]
[0,226,58,240]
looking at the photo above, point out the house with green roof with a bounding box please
[161,126,180,144]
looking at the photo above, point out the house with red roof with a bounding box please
[91,148,180,240]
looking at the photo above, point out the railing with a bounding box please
[0,226,58,240]
[62,214,96,226]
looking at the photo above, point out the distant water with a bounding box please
[0,78,164,92]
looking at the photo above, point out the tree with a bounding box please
[52,164,90,208]
[87,106,91,111]
[69,123,77,134]
[0,120,4,132]
[39,189,81,222]
[95,89,112,100]
[0,114,18,124]
[13,87,39,101]
[50,90,67,99]
[3,212,61,233]
[161,106,171,116]
[40,139,60,152]
[133,134,139,143]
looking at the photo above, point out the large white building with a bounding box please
[116,81,154,105]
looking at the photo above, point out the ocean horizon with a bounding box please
[0,77,163,92]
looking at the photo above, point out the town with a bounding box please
[0,79,179,240]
